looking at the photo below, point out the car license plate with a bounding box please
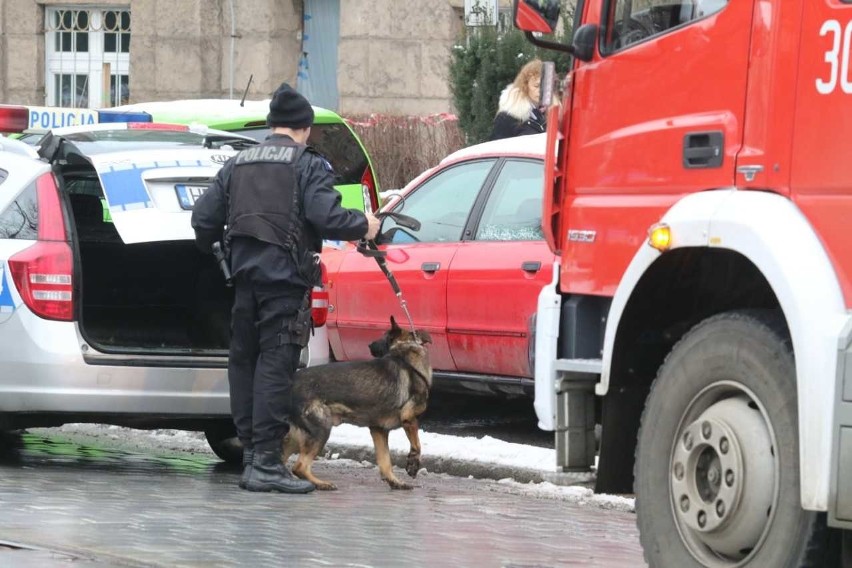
[175,184,208,210]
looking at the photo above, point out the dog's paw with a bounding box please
[389,480,414,490]
[315,481,338,491]
[405,458,421,478]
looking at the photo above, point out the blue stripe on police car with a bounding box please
[97,159,212,210]
[0,264,15,313]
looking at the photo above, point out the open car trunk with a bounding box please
[62,170,233,355]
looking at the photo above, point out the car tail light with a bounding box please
[361,166,379,213]
[8,173,74,321]
[311,288,329,328]
[310,262,329,328]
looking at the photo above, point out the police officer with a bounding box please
[191,83,380,493]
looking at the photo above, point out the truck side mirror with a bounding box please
[572,24,598,62]
[513,0,560,34]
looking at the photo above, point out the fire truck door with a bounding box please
[561,0,756,296]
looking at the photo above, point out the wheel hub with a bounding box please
[671,395,776,560]
[673,416,741,533]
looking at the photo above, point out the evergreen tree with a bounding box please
[449,4,574,145]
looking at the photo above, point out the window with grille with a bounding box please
[45,7,131,109]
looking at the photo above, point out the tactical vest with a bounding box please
[227,137,307,251]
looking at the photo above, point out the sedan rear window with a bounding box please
[233,123,368,186]
[308,123,369,186]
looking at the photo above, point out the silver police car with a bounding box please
[0,106,330,463]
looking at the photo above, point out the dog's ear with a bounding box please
[417,330,432,344]
[390,315,400,330]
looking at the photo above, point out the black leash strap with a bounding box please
[357,238,402,295]
[356,211,421,335]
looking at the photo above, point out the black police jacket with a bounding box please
[191,133,368,289]
[227,136,306,251]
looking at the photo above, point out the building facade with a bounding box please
[0,0,477,115]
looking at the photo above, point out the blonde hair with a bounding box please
[498,59,543,120]
[513,59,543,99]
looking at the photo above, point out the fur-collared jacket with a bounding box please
[489,84,546,141]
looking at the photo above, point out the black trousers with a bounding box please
[228,279,306,449]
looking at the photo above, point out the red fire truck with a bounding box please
[514,0,852,565]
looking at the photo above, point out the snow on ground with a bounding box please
[329,423,557,472]
[48,422,635,513]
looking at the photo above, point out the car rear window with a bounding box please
[54,130,255,154]
[0,182,38,240]
[233,123,368,185]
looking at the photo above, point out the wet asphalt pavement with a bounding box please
[0,428,645,567]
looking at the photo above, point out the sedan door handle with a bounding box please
[521,261,541,273]
[421,262,440,273]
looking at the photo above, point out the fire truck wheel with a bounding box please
[634,310,831,567]
[204,422,243,465]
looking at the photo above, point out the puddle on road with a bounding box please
[0,431,224,476]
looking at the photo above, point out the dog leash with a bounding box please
[356,211,421,338]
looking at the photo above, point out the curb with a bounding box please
[323,442,596,488]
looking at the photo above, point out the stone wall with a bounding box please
[130,0,302,102]
[1,0,53,105]
[338,0,464,115]
[0,0,474,114]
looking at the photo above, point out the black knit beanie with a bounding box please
[266,82,314,129]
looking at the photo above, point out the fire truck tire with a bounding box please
[634,310,832,567]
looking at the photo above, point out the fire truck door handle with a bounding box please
[522,261,542,273]
[421,262,440,273]
[683,131,723,169]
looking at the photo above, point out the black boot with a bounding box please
[238,447,254,489]
[244,445,315,494]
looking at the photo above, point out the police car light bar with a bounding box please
[0,105,30,133]
[0,104,152,134]
[126,122,189,131]
[97,110,153,124]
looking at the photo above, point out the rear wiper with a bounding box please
[203,136,258,151]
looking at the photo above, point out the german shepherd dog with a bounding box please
[283,317,432,490]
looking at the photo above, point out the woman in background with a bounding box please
[489,59,545,141]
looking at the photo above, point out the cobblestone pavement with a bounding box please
[0,432,646,567]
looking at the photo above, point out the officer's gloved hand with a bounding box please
[364,212,380,241]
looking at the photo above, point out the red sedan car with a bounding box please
[322,134,552,396]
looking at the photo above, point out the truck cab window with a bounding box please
[604,0,728,52]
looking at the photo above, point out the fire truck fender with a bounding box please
[599,188,850,512]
